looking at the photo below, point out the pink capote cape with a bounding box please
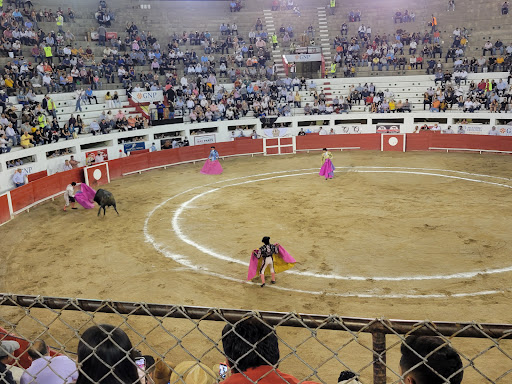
[75,183,96,209]
[200,159,223,175]
[319,158,335,179]
[247,245,297,281]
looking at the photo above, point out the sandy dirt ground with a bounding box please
[1,151,512,383]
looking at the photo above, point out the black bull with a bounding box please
[94,189,119,216]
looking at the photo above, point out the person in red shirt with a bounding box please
[221,317,320,384]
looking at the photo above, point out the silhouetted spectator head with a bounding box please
[400,336,463,384]
[76,324,138,384]
[27,339,48,360]
[221,317,279,373]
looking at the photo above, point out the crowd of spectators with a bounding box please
[2,0,512,155]
[0,318,464,384]
[424,76,512,113]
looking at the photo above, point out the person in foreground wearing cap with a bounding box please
[247,237,297,287]
[20,339,78,384]
[0,340,20,384]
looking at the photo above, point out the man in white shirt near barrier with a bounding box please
[63,181,78,211]
[12,168,27,188]
[488,126,500,136]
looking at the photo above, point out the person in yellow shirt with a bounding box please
[4,75,14,95]
[496,55,505,71]
[389,99,396,112]
[329,0,336,15]
[44,45,53,63]
[20,131,34,148]
[56,14,64,33]
[294,91,301,107]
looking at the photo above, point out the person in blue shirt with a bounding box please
[85,88,98,104]
[157,102,165,120]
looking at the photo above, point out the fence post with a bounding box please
[372,331,386,384]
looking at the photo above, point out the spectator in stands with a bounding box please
[76,324,139,384]
[20,130,34,148]
[20,339,78,384]
[0,134,11,153]
[90,120,101,135]
[0,340,21,384]
[221,317,318,384]
[502,1,509,14]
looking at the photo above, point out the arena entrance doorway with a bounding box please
[282,47,325,78]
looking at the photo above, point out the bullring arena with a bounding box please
[1,0,512,383]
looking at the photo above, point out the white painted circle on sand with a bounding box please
[388,137,399,146]
[144,167,512,297]
[93,169,102,180]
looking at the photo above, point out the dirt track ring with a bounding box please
[144,166,512,299]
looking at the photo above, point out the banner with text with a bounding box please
[497,125,512,136]
[124,142,146,153]
[131,91,164,104]
[194,134,216,146]
[284,53,323,63]
[376,124,401,133]
[339,125,366,134]
[462,125,486,135]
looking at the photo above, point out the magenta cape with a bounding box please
[200,159,223,175]
[75,184,96,209]
[319,158,335,179]
[247,245,297,281]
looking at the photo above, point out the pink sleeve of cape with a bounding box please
[247,250,260,281]
[75,184,96,209]
[278,245,297,263]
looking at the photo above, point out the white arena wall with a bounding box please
[0,112,511,193]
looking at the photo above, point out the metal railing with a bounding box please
[1,294,511,384]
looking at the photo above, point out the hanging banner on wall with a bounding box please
[284,53,323,63]
[124,142,146,153]
[130,91,164,103]
[462,125,485,135]
[497,125,512,136]
[194,134,216,145]
[85,149,109,166]
[340,126,364,134]
[376,124,401,133]
[264,127,288,137]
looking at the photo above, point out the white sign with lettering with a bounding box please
[130,91,164,103]
[284,54,323,63]
[194,134,216,146]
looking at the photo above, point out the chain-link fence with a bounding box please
[0,294,511,384]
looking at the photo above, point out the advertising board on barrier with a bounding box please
[194,134,216,146]
[123,142,146,153]
[462,125,485,135]
[85,149,108,166]
[497,125,512,136]
[264,127,288,137]
[339,126,364,134]
[376,124,401,133]
[131,90,164,104]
